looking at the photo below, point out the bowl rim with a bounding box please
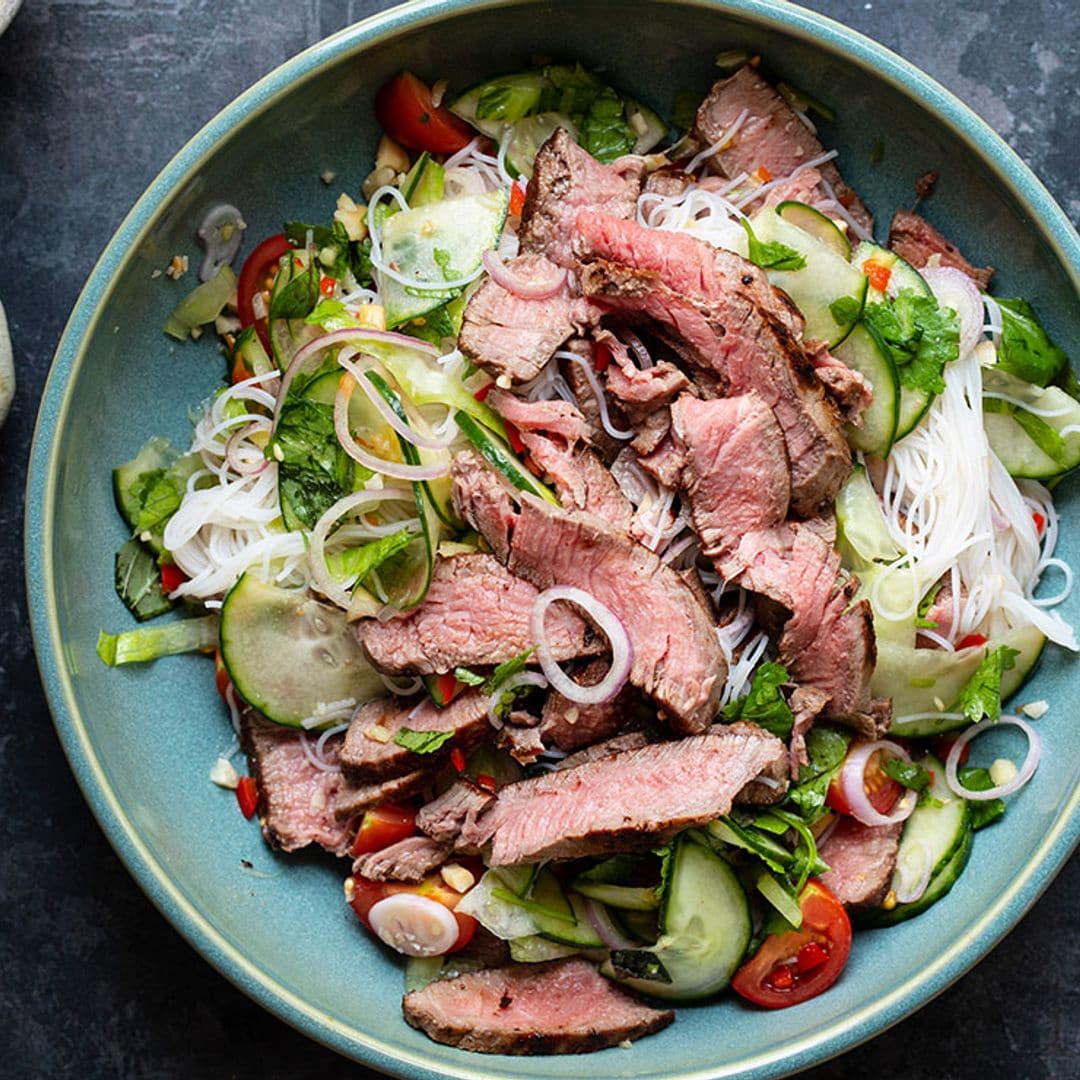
[24,0,1080,1076]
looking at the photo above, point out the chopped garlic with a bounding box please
[618,1040,633,1050]
[356,304,386,331]
[1020,700,1049,719]
[165,253,189,280]
[320,168,337,185]
[495,374,512,390]
[365,724,392,744]
[210,757,239,790]
[628,110,649,137]
[150,268,162,279]
[344,877,356,902]
[441,864,475,893]
[990,758,1018,786]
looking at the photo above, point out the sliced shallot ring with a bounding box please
[334,375,451,482]
[892,839,933,904]
[338,353,457,450]
[482,249,566,300]
[944,714,1041,800]
[838,739,918,827]
[309,486,414,608]
[225,419,272,476]
[583,897,639,950]
[485,670,549,729]
[367,893,460,957]
[530,586,633,706]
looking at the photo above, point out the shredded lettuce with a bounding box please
[96,615,218,667]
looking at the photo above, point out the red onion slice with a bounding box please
[922,266,984,359]
[485,670,549,729]
[338,354,457,451]
[309,486,415,608]
[224,420,271,476]
[582,897,639,951]
[944,714,1041,800]
[838,739,918,827]
[482,249,566,300]
[334,375,451,482]
[530,586,633,705]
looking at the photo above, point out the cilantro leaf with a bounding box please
[721,661,794,738]
[957,766,1007,830]
[393,728,455,754]
[741,219,807,272]
[863,289,960,396]
[951,644,1019,724]
[881,757,931,792]
[996,297,1068,387]
[829,295,863,327]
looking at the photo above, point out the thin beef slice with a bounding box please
[889,208,994,289]
[403,958,673,1054]
[819,817,903,909]
[452,453,725,733]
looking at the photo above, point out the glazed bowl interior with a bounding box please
[27,1,1080,1077]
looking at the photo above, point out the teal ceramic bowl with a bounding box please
[25,0,1080,1076]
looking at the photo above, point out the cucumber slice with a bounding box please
[219,574,383,727]
[401,152,444,208]
[450,71,551,138]
[852,241,931,303]
[113,438,200,557]
[982,366,1080,479]
[455,410,558,505]
[894,383,934,441]
[749,208,868,347]
[836,464,902,569]
[601,835,750,1001]
[859,759,972,928]
[378,189,509,329]
[571,882,660,911]
[505,113,576,178]
[881,622,1046,735]
[231,325,275,378]
[526,869,605,949]
[834,323,900,455]
[509,936,582,963]
[113,437,174,531]
[777,200,851,259]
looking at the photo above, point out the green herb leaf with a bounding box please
[393,728,455,754]
[829,295,863,327]
[575,854,642,885]
[96,615,219,667]
[487,646,537,693]
[951,644,1019,724]
[325,527,417,585]
[268,253,320,321]
[863,290,960,396]
[881,757,931,792]
[540,63,605,121]
[580,86,635,164]
[784,725,852,821]
[452,666,486,687]
[740,219,807,272]
[269,399,356,530]
[114,539,173,622]
[608,949,672,984]
[721,661,794,738]
[995,297,1068,387]
[671,89,700,133]
[957,766,1007,830]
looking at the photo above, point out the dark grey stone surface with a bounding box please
[0,1,1076,1076]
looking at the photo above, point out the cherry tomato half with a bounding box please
[374,72,476,155]
[732,879,852,1008]
[236,233,293,349]
[348,870,477,954]
[826,745,902,818]
[350,804,417,857]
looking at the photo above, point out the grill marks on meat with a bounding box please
[340,691,489,781]
[239,713,353,856]
[819,817,903,909]
[694,66,874,233]
[353,835,449,882]
[358,554,601,675]
[889,209,994,289]
[671,392,790,569]
[402,958,674,1054]
[459,254,595,384]
[462,723,785,864]
[452,453,725,733]
[417,779,495,848]
[574,212,850,515]
[521,127,644,267]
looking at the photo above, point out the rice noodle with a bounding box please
[684,108,750,174]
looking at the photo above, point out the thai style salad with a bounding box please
[98,53,1078,1053]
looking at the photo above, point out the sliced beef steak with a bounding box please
[353,835,449,883]
[340,691,489,781]
[452,453,725,733]
[460,723,786,864]
[671,392,790,565]
[359,554,601,675]
[417,778,495,847]
[521,127,644,267]
[562,345,626,462]
[540,659,646,751]
[486,389,589,444]
[240,713,353,856]
[459,254,595,383]
[334,769,429,821]
[889,209,994,290]
[403,958,673,1054]
[809,345,873,425]
[552,730,652,771]
[819,817,903,909]
[695,66,873,233]
[578,255,849,516]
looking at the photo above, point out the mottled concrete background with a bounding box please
[0,1,1076,1077]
